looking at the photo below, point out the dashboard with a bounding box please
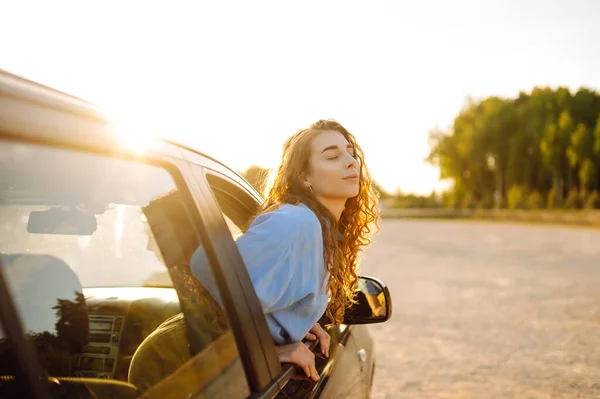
[73,287,181,380]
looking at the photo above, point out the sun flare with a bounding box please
[105,108,161,155]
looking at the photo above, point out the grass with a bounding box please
[381,208,600,229]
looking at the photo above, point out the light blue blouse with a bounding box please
[190,202,329,344]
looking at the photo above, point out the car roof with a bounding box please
[0,68,246,181]
[0,69,106,120]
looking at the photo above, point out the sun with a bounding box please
[104,107,161,155]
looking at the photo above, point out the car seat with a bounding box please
[128,312,190,392]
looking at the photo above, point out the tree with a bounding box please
[540,122,560,197]
[52,291,88,353]
[241,165,270,195]
[426,86,600,209]
[594,116,600,155]
[579,158,597,191]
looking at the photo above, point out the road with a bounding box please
[362,219,600,399]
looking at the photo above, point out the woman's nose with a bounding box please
[345,153,358,169]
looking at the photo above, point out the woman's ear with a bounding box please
[300,172,312,189]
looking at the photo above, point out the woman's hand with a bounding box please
[305,323,330,358]
[275,343,319,381]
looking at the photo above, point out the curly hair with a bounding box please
[257,119,380,325]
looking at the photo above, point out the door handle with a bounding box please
[357,349,367,372]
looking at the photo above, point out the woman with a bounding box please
[191,119,380,381]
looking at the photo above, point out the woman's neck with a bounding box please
[315,196,345,222]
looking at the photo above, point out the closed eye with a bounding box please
[328,151,355,160]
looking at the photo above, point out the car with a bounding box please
[0,69,392,399]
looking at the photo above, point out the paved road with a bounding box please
[362,219,600,399]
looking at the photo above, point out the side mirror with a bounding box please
[343,276,392,325]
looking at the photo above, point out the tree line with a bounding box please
[426,86,600,210]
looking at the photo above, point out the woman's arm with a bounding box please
[234,205,325,313]
[191,204,327,345]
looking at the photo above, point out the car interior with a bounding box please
[0,253,143,397]
[0,237,230,398]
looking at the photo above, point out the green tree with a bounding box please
[564,188,580,209]
[527,190,543,210]
[507,185,525,209]
[579,158,597,191]
[427,86,600,209]
[594,116,600,155]
[540,122,561,203]
[585,190,599,209]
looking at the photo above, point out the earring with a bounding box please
[309,185,314,194]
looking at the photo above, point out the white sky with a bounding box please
[1,0,599,194]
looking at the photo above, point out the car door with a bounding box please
[315,326,365,399]
[324,324,375,399]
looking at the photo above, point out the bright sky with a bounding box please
[1,1,599,194]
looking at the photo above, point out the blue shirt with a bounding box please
[190,203,328,344]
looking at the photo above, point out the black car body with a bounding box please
[0,70,392,399]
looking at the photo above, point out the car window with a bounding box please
[224,214,243,240]
[0,141,250,398]
[204,173,259,234]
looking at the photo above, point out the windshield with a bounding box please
[0,140,177,288]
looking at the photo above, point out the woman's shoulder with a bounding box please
[252,202,321,237]
[276,203,319,222]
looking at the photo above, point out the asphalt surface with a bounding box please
[362,219,600,399]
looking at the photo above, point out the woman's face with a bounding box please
[305,130,360,200]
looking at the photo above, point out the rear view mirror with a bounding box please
[343,276,392,325]
[27,208,97,235]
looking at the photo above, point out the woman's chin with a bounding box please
[345,188,360,199]
[319,187,360,200]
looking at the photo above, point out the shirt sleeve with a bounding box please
[190,205,325,314]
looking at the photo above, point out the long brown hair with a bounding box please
[257,119,380,325]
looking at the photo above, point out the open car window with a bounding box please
[0,141,250,398]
